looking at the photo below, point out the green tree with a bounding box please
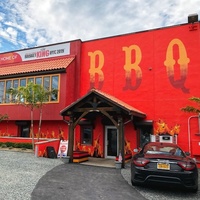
[181,97,200,114]
[7,82,58,148]
[35,84,58,141]
[7,82,41,150]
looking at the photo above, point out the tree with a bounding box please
[7,82,58,148]
[7,82,41,150]
[181,97,200,114]
[34,84,58,141]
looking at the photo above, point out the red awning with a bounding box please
[0,56,75,76]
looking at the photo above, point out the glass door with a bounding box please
[105,126,118,158]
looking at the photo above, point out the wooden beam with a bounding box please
[74,111,89,127]
[100,110,118,127]
[74,107,119,112]
[68,117,74,163]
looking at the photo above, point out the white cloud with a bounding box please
[0,0,200,52]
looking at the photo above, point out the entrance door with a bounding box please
[21,126,30,137]
[16,121,30,137]
[105,126,118,158]
[18,125,30,137]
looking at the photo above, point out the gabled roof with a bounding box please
[0,56,75,76]
[60,89,146,118]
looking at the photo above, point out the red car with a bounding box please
[131,142,198,192]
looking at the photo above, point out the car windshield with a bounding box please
[144,144,184,157]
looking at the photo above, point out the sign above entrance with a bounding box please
[0,42,70,65]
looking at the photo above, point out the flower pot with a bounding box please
[115,161,122,169]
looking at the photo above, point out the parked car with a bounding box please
[131,142,198,192]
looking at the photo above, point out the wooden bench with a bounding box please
[73,151,89,163]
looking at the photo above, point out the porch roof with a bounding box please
[60,89,146,119]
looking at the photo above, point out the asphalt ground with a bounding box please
[31,163,146,200]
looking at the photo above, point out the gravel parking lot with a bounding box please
[121,163,200,200]
[0,150,62,200]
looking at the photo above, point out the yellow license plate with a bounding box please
[157,163,170,170]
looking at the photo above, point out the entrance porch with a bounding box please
[60,89,146,168]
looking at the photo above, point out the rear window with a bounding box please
[144,144,184,156]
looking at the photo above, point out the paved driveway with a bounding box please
[31,164,146,200]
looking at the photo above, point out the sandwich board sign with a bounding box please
[57,140,68,158]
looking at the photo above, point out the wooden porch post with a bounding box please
[118,117,125,168]
[68,117,74,163]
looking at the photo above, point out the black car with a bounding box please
[131,142,198,192]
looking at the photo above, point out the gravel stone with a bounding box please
[0,150,62,200]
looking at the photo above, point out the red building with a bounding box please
[1,20,200,164]
[0,40,81,140]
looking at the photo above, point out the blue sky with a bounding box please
[0,0,200,53]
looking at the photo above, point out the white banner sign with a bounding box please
[22,43,70,61]
[57,140,68,158]
[0,42,70,65]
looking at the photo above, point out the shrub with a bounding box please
[1,142,32,149]
[1,144,7,148]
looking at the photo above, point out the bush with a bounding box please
[5,142,13,147]
[0,143,7,148]
[0,142,32,149]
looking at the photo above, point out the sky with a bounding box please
[0,0,200,53]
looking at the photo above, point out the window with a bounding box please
[20,79,26,87]
[44,76,50,101]
[51,76,58,101]
[35,77,42,85]
[44,76,50,90]
[27,78,34,83]
[5,80,12,103]
[13,80,19,88]
[0,81,5,103]
[0,74,60,104]
[81,126,93,145]
[12,80,19,103]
